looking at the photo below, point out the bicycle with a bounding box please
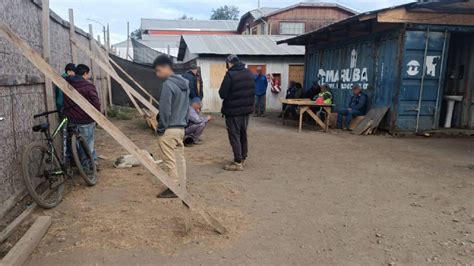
[21,110,97,208]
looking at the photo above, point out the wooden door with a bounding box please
[288,64,305,85]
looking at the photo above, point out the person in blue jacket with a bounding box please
[337,84,369,130]
[254,67,268,117]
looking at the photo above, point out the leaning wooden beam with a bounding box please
[0,23,226,234]
[70,36,159,116]
[109,57,159,106]
[0,216,51,266]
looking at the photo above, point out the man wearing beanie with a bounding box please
[219,55,255,171]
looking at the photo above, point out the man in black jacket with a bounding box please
[182,64,203,100]
[219,55,255,171]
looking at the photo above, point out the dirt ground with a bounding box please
[21,114,474,265]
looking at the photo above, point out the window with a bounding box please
[279,22,305,35]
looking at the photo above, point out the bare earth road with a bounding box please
[24,115,473,265]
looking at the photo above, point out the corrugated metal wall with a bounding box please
[305,31,401,125]
[397,30,448,130]
[0,0,107,216]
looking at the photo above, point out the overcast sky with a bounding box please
[49,0,413,45]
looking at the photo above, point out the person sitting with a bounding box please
[314,84,333,121]
[304,81,321,99]
[337,84,368,130]
[279,81,299,118]
[184,97,211,146]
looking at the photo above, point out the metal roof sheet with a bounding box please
[141,19,239,31]
[178,35,305,61]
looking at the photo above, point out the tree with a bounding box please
[210,5,239,20]
[178,14,194,20]
[130,29,141,40]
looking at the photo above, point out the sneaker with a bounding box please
[223,162,244,171]
[184,142,194,147]
[193,140,203,145]
[253,113,260,117]
[157,188,178,198]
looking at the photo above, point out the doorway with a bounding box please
[440,33,474,129]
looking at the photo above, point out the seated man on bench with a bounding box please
[337,84,368,130]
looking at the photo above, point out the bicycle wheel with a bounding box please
[21,142,65,209]
[71,134,97,186]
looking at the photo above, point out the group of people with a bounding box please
[54,53,369,200]
[151,54,255,198]
[55,63,101,165]
[280,79,369,130]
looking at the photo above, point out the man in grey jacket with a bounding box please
[153,55,190,198]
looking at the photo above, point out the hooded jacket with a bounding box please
[64,76,101,124]
[157,74,190,135]
[219,62,255,116]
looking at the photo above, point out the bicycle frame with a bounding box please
[40,115,70,177]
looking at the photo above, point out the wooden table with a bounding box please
[280,98,334,133]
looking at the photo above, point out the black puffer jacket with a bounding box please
[219,63,255,116]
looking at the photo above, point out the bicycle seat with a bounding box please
[32,123,50,132]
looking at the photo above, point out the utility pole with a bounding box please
[126,21,130,60]
[258,0,260,8]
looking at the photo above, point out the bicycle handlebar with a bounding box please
[34,110,59,119]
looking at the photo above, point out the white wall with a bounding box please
[197,57,303,113]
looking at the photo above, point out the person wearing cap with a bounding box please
[219,55,255,171]
[254,66,268,117]
[54,63,76,112]
[184,97,211,147]
[182,63,203,100]
[337,84,368,130]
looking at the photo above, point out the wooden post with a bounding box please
[106,24,113,107]
[68,9,77,64]
[88,24,97,85]
[126,21,130,60]
[41,0,55,115]
[1,216,51,266]
[0,23,227,234]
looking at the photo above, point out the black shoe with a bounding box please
[157,188,178,198]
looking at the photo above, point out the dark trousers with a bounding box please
[255,95,266,114]
[225,115,249,163]
[337,109,363,128]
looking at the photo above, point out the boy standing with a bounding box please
[153,55,190,198]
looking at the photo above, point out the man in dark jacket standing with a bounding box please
[219,55,255,171]
[182,64,203,100]
[153,55,190,198]
[64,64,101,161]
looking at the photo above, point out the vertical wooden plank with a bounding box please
[106,24,113,106]
[68,9,77,64]
[88,25,96,85]
[41,0,55,116]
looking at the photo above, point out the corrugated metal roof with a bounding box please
[249,7,280,20]
[141,19,239,31]
[178,35,304,61]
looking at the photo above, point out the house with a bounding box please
[278,0,474,132]
[113,19,239,62]
[237,2,357,35]
[177,35,305,112]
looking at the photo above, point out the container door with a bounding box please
[397,30,448,131]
